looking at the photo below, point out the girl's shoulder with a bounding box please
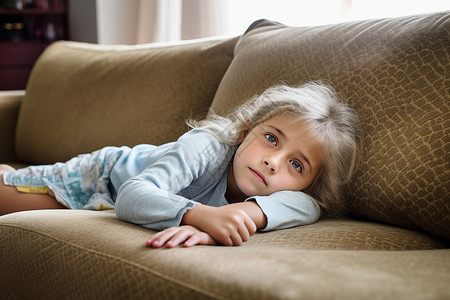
[178,127,225,145]
[176,127,236,159]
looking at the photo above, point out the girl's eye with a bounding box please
[265,134,277,146]
[290,160,303,173]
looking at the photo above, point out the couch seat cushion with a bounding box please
[0,210,449,299]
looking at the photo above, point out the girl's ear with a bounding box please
[242,129,249,139]
[236,130,248,144]
[242,120,253,139]
[237,120,252,143]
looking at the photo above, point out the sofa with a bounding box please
[0,11,449,299]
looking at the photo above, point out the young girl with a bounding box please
[0,81,361,248]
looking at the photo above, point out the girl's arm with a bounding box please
[180,191,320,244]
[147,201,265,247]
[115,129,236,230]
[147,192,320,247]
[248,190,321,231]
[173,190,321,247]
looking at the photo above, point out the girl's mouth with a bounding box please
[249,167,267,186]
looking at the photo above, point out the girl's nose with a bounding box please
[264,158,278,173]
[264,151,284,173]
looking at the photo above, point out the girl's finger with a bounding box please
[184,232,217,247]
[146,228,178,247]
[243,214,257,235]
[238,224,250,242]
[229,230,243,246]
[183,233,204,247]
[165,230,193,248]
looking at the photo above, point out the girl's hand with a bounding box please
[181,204,258,246]
[146,225,217,248]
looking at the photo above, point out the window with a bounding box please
[223,0,450,36]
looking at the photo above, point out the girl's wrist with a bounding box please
[181,204,208,228]
[229,201,267,229]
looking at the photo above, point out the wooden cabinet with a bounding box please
[0,0,68,90]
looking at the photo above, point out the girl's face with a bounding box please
[227,113,323,200]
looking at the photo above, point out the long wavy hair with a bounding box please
[188,81,362,216]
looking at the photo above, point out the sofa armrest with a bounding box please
[0,90,25,163]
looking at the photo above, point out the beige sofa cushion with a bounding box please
[15,37,238,164]
[0,91,24,162]
[1,210,449,299]
[210,13,450,240]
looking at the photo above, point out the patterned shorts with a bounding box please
[3,147,122,210]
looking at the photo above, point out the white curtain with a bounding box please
[96,0,227,45]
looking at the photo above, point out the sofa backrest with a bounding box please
[210,12,449,240]
[15,37,238,164]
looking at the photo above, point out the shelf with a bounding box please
[0,40,52,45]
[0,8,65,15]
[0,0,67,90]
[0,41,49,66]
[0,41,50,90]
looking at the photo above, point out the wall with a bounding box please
[68,0,98,43]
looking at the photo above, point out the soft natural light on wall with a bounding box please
[87,0,449,45]
[224,0,450,35]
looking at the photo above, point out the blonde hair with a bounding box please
[188,81,362,216]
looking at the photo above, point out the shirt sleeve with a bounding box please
[247,191,321,231]
[114,129,228,230]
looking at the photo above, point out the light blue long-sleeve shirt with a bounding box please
[113,128,320,231]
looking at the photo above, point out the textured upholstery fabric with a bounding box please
[1,210,449,300]
[15,37,238,164]
[0,91,24,162]
[210,13,450,240]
